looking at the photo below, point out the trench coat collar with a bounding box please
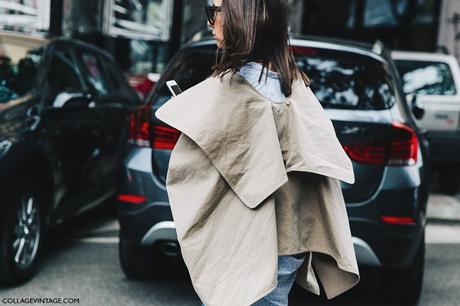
[155,72,354,209]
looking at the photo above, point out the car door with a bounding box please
[73,48,140,191]
[98,55,141,184]
[42,44,104,211]
[395,58,460,132]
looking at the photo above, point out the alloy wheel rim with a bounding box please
[13,193,40,269]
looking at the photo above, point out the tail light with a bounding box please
[128,104,181,149]
[127,74,156,147]
[128,101,151,147]
[117,194,147,204]
[381,216,415,225]
[151,125,181,150]
[343,121,418,166]
[387,122,418,166]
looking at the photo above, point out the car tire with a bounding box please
[439,163,460,195]
[380,234,425,306]
[118,232,162,279]
[0,180,43,286]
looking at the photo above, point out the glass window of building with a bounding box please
[302,0,440,51]
[103,0,173,41]
[0,0,50,35]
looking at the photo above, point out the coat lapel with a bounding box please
[284,78,355,184]
[155,73,355,209]
[155,74,288,209]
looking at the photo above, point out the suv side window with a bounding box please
[45,49,86,104]
[98,55,141,106]
[75,50,111,97]
[100,56,126,90]
[395,60,457,96]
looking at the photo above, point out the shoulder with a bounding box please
[155,72,267,125]
[188,71,265,103]
[212,71,252,90]
[183,71,251,95]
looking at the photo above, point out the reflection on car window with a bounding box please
[0,50,42,103]
[46,50,85,104]
[100,56,125,90]
[78,52,110,96]
[294,48,395,110]
[152,46,215,105]
[395,60,457,96]
[152,45,396,110]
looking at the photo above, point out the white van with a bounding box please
[392,51,460,194]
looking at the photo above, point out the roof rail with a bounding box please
[435,45,450,55]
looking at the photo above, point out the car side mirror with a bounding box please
[52,92,95,109]
[410,95,425,120]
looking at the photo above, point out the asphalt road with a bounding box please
[0,200,459,306]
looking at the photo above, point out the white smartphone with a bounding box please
[166,80,182,97]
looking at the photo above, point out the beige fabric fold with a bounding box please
[155,72,359,306]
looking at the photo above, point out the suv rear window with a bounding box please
[152,46,215,106]
[294,47,395,110]
[394,60,457,96]
[152,44,396,110]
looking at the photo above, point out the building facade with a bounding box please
[438,0,460,59]
[2,0,460,75]
[301,0,441,52]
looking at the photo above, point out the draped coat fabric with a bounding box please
[154,72,360,306]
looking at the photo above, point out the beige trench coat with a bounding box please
[155,72,360,306]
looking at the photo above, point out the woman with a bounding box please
[155,0,360,305]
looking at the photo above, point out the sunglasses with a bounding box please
[204,5,221,26]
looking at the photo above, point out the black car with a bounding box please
[0,38,142,285]
[117,36,431,305]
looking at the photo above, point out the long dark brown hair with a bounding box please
[210,0,309,97]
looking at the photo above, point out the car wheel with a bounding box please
[118,232,163,279]
[0,181,43,286]
[439,164,460,195]
[380,234,425,305]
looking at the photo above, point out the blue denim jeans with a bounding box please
[200,252,307,306]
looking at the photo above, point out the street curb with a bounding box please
[427,217,460,225]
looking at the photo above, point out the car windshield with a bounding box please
[0,48,42,103]
[152,44,396,110]
[394,60,457,96]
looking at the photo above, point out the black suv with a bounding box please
[0,38,142,285]
[118,36,431,305]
